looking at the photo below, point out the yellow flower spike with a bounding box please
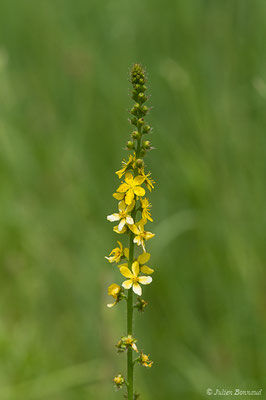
[106,64,156,398]
[120,261,152,296]
[105,241,124,263]
[130,222,155,252]
[117,172,146,205]
[140,197,153,222]
[107,283,122,308]
[107,200,135,231]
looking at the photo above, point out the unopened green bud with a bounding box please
[130,117,138,126]
[137,118,145,127]
[136,159,144,168]
[143,140,151,149]
[127,141,134,150]
[138,93,147,103]
[132,130,141,140]
[131,103,141,116]
[141,105,148,115]
[143,125,151,133]
[140,149,146,157]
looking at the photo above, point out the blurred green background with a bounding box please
[0,0,266,399]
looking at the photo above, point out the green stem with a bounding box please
[127,229,134,400]
[127,136,142,399]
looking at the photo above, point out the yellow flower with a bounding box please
[107,200,135,231]
[113,374,125,387]
[130,222,155,252]
[116,154,136,179]
[120,261,152,296]
[139,352,153,368]
[117,172,145,205]
[123,249,154,274]
[139,167,155,191]
[107,283,122,308]
[140,197,153,222]
[105,241,124,263]
[116,335,138,353]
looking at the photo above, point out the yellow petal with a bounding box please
[125,189,134,205]
[134,186,145,197]
[117,241,123,251]
[117,183,129,193]
[140,265,154,274]
[132,261,139,277]
[133,175,145,186]
[107,301,116,308]
[113,225,127,234]
[133,282,142,296]
[144,231,155,240]
[129,224,139,235]
[127,199,135,212]
[124,248,129,259]
[125,172,134,184]
[120,266,133,278]
[138,276,152,285]
[122,279,133,289]
[126,215,134,225]
[132,343,138,353]
[138,252,150,264]
[108,283,121,296]
[140,198,149,207]
[107,213,121,222]
[113,192,124,200]
[118,200,126,212]
[118,219,126,231]
[133,236,142,246]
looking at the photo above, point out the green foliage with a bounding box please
[0,0,266,399]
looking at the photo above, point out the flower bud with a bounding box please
[127,141,135,150]
[130,117,138,126]
[143,140,151,150]
[140,149,146,157]
[134,297,148,311]
[143,125,151,134]
[131,103,141,116]
[141,105,148,115]
[136,158,144,168]
[132,131,141,140]
[138,92,147,103]
[137,118,144,127]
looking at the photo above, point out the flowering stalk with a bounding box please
[106,64,155,399]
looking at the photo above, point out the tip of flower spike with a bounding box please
[131,64,147,87]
